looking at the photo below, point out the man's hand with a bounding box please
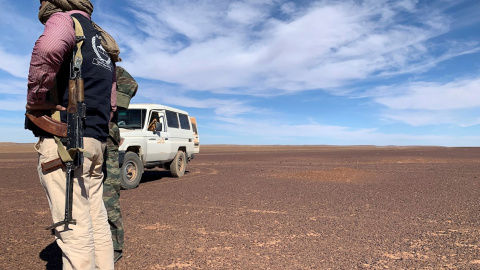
[26,101,65,111]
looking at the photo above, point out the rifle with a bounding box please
[46,66,86,230]
[45,20,86,230]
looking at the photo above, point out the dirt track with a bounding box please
[1,144,480,269]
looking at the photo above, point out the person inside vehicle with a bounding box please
[148,112,160,131]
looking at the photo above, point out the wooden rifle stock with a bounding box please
[77,78,84,102]
[67,79,78,114]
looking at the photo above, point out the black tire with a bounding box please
[170,150,186,177]
[120,152,143,189]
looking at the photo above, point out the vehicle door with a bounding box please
[190,117,200,154]
[145,110,171,161]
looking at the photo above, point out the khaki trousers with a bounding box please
[36,137,114,270]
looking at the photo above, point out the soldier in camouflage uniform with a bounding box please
[102,66,137,263]
[103,120,124,263]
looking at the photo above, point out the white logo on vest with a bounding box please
[92,34,112,71]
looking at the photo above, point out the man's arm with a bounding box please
[110,63,117,120]
[27,12,76,106]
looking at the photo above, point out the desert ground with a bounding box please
[0,143,479,269]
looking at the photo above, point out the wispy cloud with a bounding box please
[375,78,480,110]
[0,77,26,95]
[134,82,260,117]
[209,117,480,146]
[372,77,480,126]
[0,0,43,43]
[0,47,31,78]
[0,0,478,145]
[0,1,42,78]
[113,0,473,95]
[0,97,27,111]
[381,110,480,127]
[0,77,27,111]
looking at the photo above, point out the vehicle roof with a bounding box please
[127,103,189,115]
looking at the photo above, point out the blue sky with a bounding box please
[0,0,479,146]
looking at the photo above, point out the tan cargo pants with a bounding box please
[36,137,114,270]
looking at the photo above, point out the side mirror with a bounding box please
[155,122,163,132]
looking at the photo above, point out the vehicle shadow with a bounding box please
[39,240,62,270]
[140,170,190,184]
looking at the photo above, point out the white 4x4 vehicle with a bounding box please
[117,104,198,189]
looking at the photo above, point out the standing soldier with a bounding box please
[103,121,124,263]
[103,66,138,263]
[26,0,122,268]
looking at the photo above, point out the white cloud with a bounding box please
[0,77,28,112]
[382,111,453,126]
[118,0,468,95]
[375,78,480,111]
[394,0,418,12]
[280,2,296,15]
[0,78,26,95]
[0,0,43,40]
[227,1,267,25]
[0,0,477,146]
[0,47,30,78]
[371,77,480,126]
[134,82,259,117]
[209,117,480,146]
[0,97,27,111]
[0,1,42,78]
[382,110,480,127]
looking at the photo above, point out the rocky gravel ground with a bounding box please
[0,144,479,269]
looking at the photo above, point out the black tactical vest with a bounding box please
[26,13,114,142]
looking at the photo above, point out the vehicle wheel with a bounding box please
[120,152,143,189]
[170,150,186,178]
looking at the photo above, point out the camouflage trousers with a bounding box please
[103,143,124,251]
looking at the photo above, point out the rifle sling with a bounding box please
[51,18,90,166]
[52,136,92,164]
[71,17,85,74]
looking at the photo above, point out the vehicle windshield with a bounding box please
[117,109,146,129]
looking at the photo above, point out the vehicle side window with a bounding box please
[159,116,165,129]
[118,109,146,129]
[191,123,197,134]
[166,110,179,128]
[179,114,191,130]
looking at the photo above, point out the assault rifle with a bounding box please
[26,64,86,230]
[45,56,86,230]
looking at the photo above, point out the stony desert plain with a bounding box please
[0,143,479,269]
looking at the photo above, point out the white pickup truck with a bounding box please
[117,104,199,189]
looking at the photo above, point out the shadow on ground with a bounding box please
[140,170,190,185]
[39,241,62,270]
